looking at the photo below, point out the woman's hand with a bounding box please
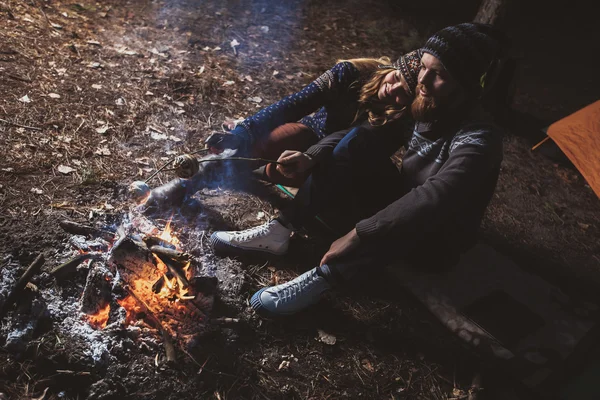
[320,228,360,266]
[276,150,316,178]
[204,132,244,154]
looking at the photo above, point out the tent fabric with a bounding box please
[547,100,600,198]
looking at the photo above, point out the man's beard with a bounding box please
[410,84,442,122]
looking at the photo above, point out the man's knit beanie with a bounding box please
[421,23,505,95]
[393,49,422,97]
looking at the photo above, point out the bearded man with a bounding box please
[211,23,506,317]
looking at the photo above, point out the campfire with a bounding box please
[1,149,248,368]
[61,212,215,363]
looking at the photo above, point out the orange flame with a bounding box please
[152,254,192,301]
[159,215,179,247]
[117,295,140,324]
[87,303,110,329]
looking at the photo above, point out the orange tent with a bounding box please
[544,100,600,198]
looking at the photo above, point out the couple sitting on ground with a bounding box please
[205,23,506,318]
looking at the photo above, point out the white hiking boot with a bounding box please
[210,219,291,256]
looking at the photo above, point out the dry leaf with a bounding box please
[317,329,337,345]
[94,147,111,156]
[95,125,109,134]
[278,360,290,371]
[18,95,31,103]
[150,131,168,140]
[57,165,76,174]
[272,70,280,77]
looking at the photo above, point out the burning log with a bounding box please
[149,245,191,263]
[80,263,113,315]
[190,276,218,295]
[108,237,156,278]
[143,236,176,249]
[0,254,45,319]
[152,275,166,294]
[50,252,103,278]
[154,253,190,290]
[60,220,115,242]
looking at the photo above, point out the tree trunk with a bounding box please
[473,0,509,28]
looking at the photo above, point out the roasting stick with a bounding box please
[144,148,282,183]
[143,148,211,183]
[123,285,177,365]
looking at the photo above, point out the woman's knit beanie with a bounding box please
[393,49,422,97]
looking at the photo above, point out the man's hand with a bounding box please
[276,150,316,178]
[320,228,360,266]
[205,132,244,154]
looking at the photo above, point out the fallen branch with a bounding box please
[50,252,103,278]
[59,220,115,241]
[0,254,45,319]
[7,74,32,83]
[0,118,42,131]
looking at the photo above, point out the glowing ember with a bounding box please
[87,303,110,329]
[117,295,141,325]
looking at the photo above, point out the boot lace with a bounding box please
[232,221,274,241]
[276,271,317,304]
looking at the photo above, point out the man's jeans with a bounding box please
[279,125,407,285]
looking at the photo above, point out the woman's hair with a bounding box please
[338,57,408,126]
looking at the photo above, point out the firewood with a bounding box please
[59,220,115,241]
[142,236,176,249]
[50,252,103,278]
[152,275,166,293]
[0,254,45,319]
[154,253,190,289]
[149,245,192,262]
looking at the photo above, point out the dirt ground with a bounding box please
[1,0,599,399]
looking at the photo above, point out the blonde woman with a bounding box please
[206,50,421,186]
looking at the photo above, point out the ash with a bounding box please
[0,257,18,308]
